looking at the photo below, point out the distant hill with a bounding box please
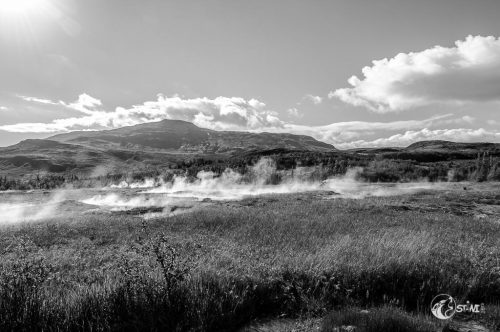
[2,121,500,178]
[49,119,336,153]
[352,140,500,162]
[0,139,134,177]
[346,147,403,154]
[349,140,500,154]
[404,140,500,153]
[0,120,335,176]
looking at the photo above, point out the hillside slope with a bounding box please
[0,139,146,177]
[404,140,500,153]
[0,120,336,176]
[349,140,500,162]
[49,120,336,153]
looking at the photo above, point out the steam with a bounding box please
[81,193,169,210]
[0,158,442,222]
[78,162,437,212]
[141,159,438,200]
[108,178,158,189]
[144,158,321,200]
[0,191,65,223]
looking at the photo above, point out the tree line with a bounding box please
[1,151,499,191]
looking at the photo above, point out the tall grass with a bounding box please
[321,307,439,332]
[0,193,499,330]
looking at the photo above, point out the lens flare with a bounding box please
[0,0,79,44]
[0,0,44,15]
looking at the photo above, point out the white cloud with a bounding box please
[437,115,476,126]
[19,93,101,115]
[19,96,59,105]
[461,115,475,124]
[2,93,499,149]
[64,93,102,114]
[0,94,284,133]
[287,107,303,118]
[337,128,500,149]
[284,114,455,145]
[0,106,7,111]
[303,94,323,105]
[330,35,500,112]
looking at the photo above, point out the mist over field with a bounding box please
[0,158,448,224]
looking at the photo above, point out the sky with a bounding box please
[0,0,500,148]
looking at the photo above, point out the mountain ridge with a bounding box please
[48,119,336,153]
[1,120,500,177]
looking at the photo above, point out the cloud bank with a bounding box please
[286,114,456,147]
[2,92,491,148]
[330,35,500,112]
[0,95,284,133]
[1,93,497,148]
[339,128,500,149]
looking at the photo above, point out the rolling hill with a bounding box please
[49,119,336,153]
[349,140,500,162]
[1,118,500,179]
[404,140,500,153]
[0,120,336,176]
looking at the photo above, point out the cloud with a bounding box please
[436,115,476,126]
[19,93,102,115]
[64,93,102,114]
[19,96,59,105]
[2,93,499,148]
[0,94,284,133]
[284,114,455,145]
[287,107,303,118]
[461,115,475,124]
[337,128,500,149]
[0,106,7,111]
[303,94,323,105]
[330,35,500,112]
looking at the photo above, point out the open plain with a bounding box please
[0,182,499,331]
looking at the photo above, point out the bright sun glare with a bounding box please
[0,0,44,15]
[0,0,59,41]
[0,0,78,42]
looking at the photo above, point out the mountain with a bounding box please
[0,139,106,176]
[350,140,500,162]
[404,140,500,153]
[3,120,500,178]
[0,120,335,176]
[49,120,336,153]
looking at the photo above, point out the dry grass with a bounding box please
[0,189,499,331]
[321,307,440,332]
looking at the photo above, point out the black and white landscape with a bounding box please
[1,1,500,331]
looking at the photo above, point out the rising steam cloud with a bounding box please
[89,158,439,206]
[0,158,441,223]
[0,191,66,223]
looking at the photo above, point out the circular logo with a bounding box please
[431,294,456,320]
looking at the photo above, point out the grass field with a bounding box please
[0,184,499,331]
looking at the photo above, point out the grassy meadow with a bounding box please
[0,186,499,331]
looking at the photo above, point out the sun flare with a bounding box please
[0,0,44,15]
[0,0,61,41]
